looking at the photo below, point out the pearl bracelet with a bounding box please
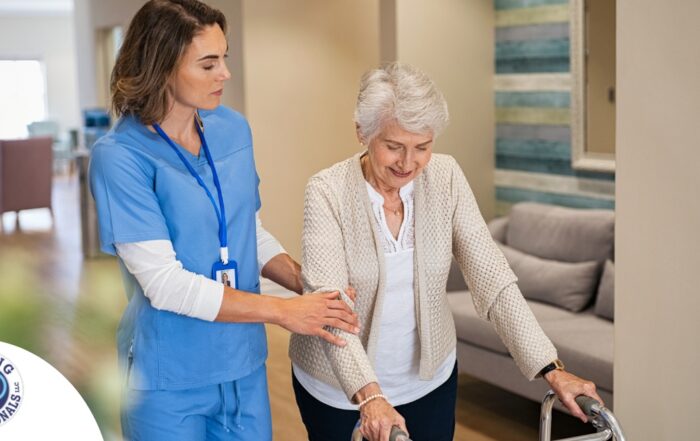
[357,393,388,409]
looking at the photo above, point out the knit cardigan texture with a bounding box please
[288,152,557,400]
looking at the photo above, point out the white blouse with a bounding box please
[293,181,455,409]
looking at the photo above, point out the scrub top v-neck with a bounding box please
[90,106,266,390]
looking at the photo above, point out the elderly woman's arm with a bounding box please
[449,157,602,422]
[489,286,602,422]
[302,176,407,438]
[302,176,379,398]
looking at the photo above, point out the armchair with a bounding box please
[0,137,53,231]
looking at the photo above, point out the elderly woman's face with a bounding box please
[169,24,231,112]
[363,120,433,191]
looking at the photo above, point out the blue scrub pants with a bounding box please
[123,364,272,441]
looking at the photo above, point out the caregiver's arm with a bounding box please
[116,240,358,346]
[116,240,225,321]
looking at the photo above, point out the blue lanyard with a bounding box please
[153,117,230,264]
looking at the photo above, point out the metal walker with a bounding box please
[540,390,626,441]
[351,390,626,441]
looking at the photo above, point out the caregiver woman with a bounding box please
[89,1,358,440]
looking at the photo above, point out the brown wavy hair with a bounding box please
[111,0,226,124]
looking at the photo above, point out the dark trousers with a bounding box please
[292,363,457,441]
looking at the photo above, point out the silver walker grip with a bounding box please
[351,424,411,441]
[575,395,601,417]
[389,426,411,441]
[539,390,626,441]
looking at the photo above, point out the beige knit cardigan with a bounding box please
[289,152,557,400]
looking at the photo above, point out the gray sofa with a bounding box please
[447,202,616,410]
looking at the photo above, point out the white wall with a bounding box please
[71,1,495,258]
[391,0,496,219]
[615,0,700,438]
[0,14,80,135]
[73,0,244,112]
[73,0,144,110]
[243,0,380,258]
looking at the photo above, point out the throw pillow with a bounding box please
[506,202,614,263]
[499,244,601,312]
[594,260,615,321]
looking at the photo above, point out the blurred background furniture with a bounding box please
[0,137,54,231]
[28,120,77,175]
[82,109,110,150]
[78,108,111,258]
[447,202,615,412]
[26,120,60,139]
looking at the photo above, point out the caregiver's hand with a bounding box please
[277,291,360,346]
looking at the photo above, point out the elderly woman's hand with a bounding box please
[545,369,603,422]
[355,383,408,441]
[360,399,407,441]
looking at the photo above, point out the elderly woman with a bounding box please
[289,63,602,441]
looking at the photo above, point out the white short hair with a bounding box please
[354,62,449,143]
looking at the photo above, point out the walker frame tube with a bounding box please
[539,390,626,441]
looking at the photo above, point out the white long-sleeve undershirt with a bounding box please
[115,212,286,321]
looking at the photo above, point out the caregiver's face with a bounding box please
[364,119,433,191]
[169,24,231,111]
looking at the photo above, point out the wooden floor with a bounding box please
[0,175,592,440]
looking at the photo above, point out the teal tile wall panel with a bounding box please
[496,156,615,181]
[497,124,570,142]
[496,187,615,210]
[495,0,568,11]
[496,38,570,60]
[496,23,569,42]
[496,138,571,160]
[496,58,569,74]
[495,91,570,108]
[493,1,615,214]
[496,39,570,74]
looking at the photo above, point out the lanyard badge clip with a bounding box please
[213,236,238,290]
[212,258,238,289]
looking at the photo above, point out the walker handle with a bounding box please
[351,423,411,441]
[575,395,601,417]
[389,426,411,441]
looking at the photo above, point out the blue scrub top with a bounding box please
[89,106,267,390]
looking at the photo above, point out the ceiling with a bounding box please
[0,0,73,16]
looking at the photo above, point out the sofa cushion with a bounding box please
[446,258,468,292]
[449,292,582,357]
[542,314,614,391]
[447,292,613,391]
[448,290,511,356]
[488,217,509,243]
[506,203,615,263]
[594,260,615,321]
[500,244,600,312]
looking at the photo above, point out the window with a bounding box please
[0,60,48,139]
